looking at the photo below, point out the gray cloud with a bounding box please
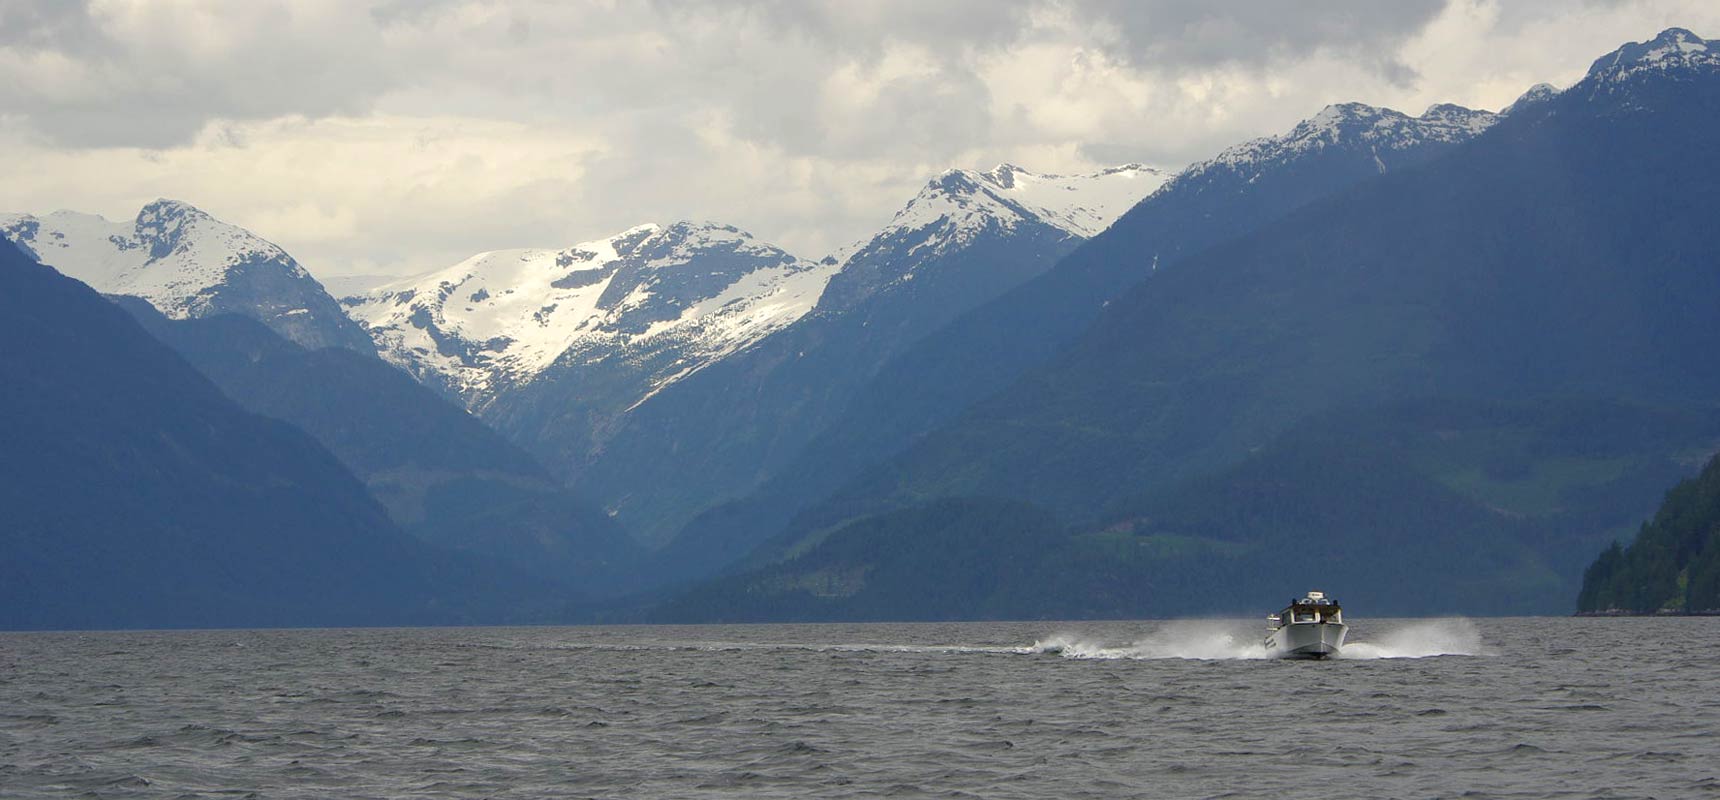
[1082,0,1446,67]
[669,0,1036,57]
[0,1,396,147]
[0,0,95,47]
[2,0,1714,277]
[0,0,1451,151]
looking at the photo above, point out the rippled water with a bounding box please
[2,617,1716,799]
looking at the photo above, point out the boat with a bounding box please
[1263,590,1347,660]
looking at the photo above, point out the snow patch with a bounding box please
[1162,102,1497,194]
[346,221,836,408]
[832,163,1169,267]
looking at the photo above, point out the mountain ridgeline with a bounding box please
[651,28,1720,619]
[655,98,1504,576]
[845,54,1720,523]
[575,165,1167,545]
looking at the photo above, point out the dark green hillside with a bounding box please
[1096,400,1720,615]
[1579,452,1720,614]
[119,303,645,594]
[660,399,1716,621]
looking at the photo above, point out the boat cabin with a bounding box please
[1267,591,1343,628]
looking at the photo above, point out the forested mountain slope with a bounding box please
[1580,450,1720,614]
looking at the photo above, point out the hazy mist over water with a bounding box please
[2,618,1715,798]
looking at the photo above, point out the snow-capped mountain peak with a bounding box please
[824,162,1169,274]
[884,162,1170,248]
[1,200,368,351]
[1240,102,1493,163]
[1502,83,1562,116]
[978,163,1027,188]
[1588,28,1717,81]
[1165,101,1498,191]
[812,162,1168,315]
[347,220,834,408]
[133,199,232,262]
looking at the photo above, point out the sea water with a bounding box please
[1,617,1714,798]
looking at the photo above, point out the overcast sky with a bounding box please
[4,0,1717,282]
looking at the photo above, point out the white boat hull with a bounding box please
[1265,622,1347,660]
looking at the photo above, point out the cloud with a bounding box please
[5,0,1720,279]
[3,113,606,273]
[1076,0,1447,70]
[1,0,396,147]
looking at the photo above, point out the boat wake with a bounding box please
[1029,618,1486,661]
[1030,621,1269,660]
[1336,619,1489,659]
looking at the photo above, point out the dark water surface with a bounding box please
[1,617,1716,798]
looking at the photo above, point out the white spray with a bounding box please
[1028,618,1487,661]
[1029,620,1271,660]
[1337,618,1488,659]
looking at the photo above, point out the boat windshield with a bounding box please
[1276,594,1344,625]
[1282,603,1342,624]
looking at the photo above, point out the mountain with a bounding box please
[657,102,1501,574]
[117,302,645,594]
[1579,449,1720,615]
[0,242,546,630]
[344,221,832,462]
[572,164,1168,544]
[1,200,372,352]
[668,28,1720,617]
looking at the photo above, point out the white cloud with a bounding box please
[5,0,1719,281]
[3,114,606,275]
